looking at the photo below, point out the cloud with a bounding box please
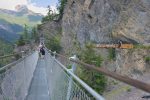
[27,3,57,15]
[27,4,47,15]
[0,0,56,15]
[0,0,27,10]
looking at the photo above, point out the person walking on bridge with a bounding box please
[39,43,45,58]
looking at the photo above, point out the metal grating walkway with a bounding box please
[26,59,50,100]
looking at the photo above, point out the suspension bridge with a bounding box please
[0,48,150,100]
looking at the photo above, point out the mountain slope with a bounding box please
[0,5,43,26]
[0,39,13,56]
[0,5,43,42]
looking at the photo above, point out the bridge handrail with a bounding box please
[48,49,150,93]
[0,51,34,72]
[0,50,30,59]
[53,55,104,100]
[0,53,19,59]
[0,50,39,100]
[46,49,104,100]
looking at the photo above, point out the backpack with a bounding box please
[40,47,45,55]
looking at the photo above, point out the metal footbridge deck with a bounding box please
[0,50,104,100]
[26,59,50,100]
[0,49,150,100]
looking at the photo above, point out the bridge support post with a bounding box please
[67,55,77,100]
[21,51,25,58]
[49,50,52,55]
[71,55,77,73]
[53,51,56,58]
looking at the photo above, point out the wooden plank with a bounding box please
[120,44,133,49]
[95,44,133,49]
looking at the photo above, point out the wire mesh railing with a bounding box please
[0,50,31,68]
[45,50,104,100]
[0,53,22,68]
[0,51,38,100]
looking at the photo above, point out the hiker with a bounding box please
[38,43,45,58]
[118,40,122,48]
[40,46,45,58]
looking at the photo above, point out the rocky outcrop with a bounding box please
[60,0,150,73]
[39,0,150,98]
[38,21,61,38]
[114,48,150,76]
[62,0,150,51]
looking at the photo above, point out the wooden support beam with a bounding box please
[95,44,134,49]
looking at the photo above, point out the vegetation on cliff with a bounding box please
[40,0,67,52]
[45,34,62,53]
[17,25,39,46]
[42,0,67,22]
[108,48,116,61]
[77,44,107,94]
[42,6,56,23]
[57,0,67,19]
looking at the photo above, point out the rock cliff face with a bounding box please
[38,21,61,37]
[39,0,150,74]
[62,0,150,50]
[61,0,150,74]
[115,49,150,76]
[60,1,150,98]
[39,0,150,98]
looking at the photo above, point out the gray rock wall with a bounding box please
[60,0,150,75]
[62,0,150,51]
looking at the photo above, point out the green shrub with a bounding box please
[108,48,116,61]
[127,88,131,92]
[46,35,62,53]
[134,44,150,49]
[145,57,150,63]
[77,44,107,94]
[17,35,25,46]
[67,64,72,69]
[37,24,42,30]
[31,27,39,42]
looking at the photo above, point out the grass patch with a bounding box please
[112,80,118,85]
[133,44,150,49]
[126,88,132,92]
[0,13,41,26]
[104,85,131,99]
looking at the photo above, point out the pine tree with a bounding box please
[23,24,28,42]
[31,27,38,42]
[57,0,67,19]
[42,6,54,22]
[17,35,25,46]
[47,5,53,20]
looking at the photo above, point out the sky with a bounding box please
[0,0,58,15]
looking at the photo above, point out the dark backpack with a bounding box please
[40,47,45,55]
[40,47,44,52]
